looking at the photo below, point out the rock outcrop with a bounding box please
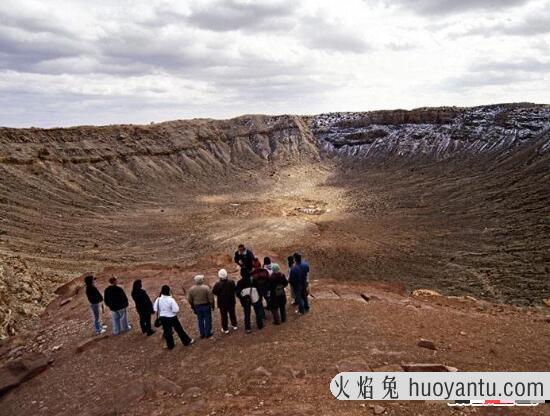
[312,103,550,161]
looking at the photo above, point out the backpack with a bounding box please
[275,284,285,297]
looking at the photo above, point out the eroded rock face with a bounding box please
[312,104,550,161]
[0,255,64,339]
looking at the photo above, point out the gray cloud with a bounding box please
[185,0,297,32]
[298,16,370,53]
[442,58,549,89]
[387,0,531,15]
[470,59,550,73]
[461,8,550,37]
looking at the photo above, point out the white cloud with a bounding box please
[0,0,548,127]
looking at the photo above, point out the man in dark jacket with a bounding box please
[104,276,131,335]
[84,274,106,335]
[294,253,310,312]
[212,269,238,333]
[234,244,254,272]
[267,264,288,324]
[131,279,155,336]
[289,256,307,314]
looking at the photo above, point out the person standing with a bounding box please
[289,260,306,314]
[153,285,194,350]
[234,244,254,272]
[84,274,106,335]
[287,255,296,305]
[267,264,288,324]
[187,275,215,339]
[294,253,310,312]
[103,276,131,335]
[251,257,269,320]
[131,279,155,336]
[236,269,263,333]
[212,269,238,334]
[263,257,273,275]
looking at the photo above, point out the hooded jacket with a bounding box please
[131,285,154,315]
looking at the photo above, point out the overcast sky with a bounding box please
[1,0,549,127]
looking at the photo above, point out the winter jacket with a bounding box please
[288,264,304,290]
[85,285,103,305]
[268,272,288,294]
[131,287,154,315]
[187,284,214,309]
[251,267,269,291]
[212,279,237,309]
[104,285,129,311]
[236,277,259,306]
[153,295,180,318]
[234,249,254,271]
[268,271,288,309]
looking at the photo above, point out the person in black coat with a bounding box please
[234,244,254,272]
[267,264,288,324]
[84,274,105,335]
[212,269,238,333]
[104,276,131,335]
[131,279,155,336]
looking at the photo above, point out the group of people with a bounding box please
[84,244,311,350]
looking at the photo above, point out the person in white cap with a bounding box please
[212,269,238,333]
[187,275,215,338]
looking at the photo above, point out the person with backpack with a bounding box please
[235,268,263,333]
[187,275,215,339]
[250,257,269,320]
[153,285,194,350]
[212,269,238,334]
[294,253,310,312]
[267,263,288,325]
[103,276,131,335]
[84,274,106,335]
[234,244,254,272]
[131,279,155,336]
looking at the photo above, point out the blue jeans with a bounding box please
[90,303,102,334]
[195,304,212,337]
[294,287,305,314]
[111,308,129,335]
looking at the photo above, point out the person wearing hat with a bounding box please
[212,269,238,334]
[187,275,215,338]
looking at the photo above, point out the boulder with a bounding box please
[0,352,52,396]
[401,363,457,372]
[417,339,437,350]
